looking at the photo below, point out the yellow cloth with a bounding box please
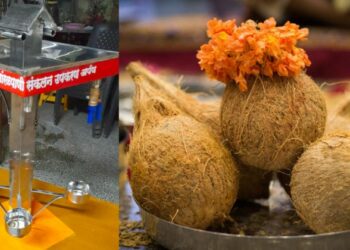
[0,201,74,250]
[0,169,119,250]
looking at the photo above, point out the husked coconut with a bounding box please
[196,18,327,171]
[326,97,350,133]
[127,61,221,133]
[127,62,272,200]
[291,133,350,233]
[129,76,239,229]
[221,74,327,171]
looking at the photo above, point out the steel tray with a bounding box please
[141,208,350,250]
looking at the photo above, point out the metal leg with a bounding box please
[73,100,79,115]
[0,184,89,210]
[3,85,96,237]
[54,90,63,125]
[92,79,107,138]
[92,120,102,138]
[32,194,64,218]
[94,77,114,138]
[103,78,118,138]
[9,95,37,213]
[9,95,37,154]
[0,94,91,215]
[0,95,3,163]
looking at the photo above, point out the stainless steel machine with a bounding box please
[0,0,118,237]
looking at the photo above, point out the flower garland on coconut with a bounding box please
[197,18,327,171]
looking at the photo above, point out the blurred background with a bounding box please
[119,0,350,120]
[119,1,350,247]
[118,1,350,248]
[119,0,350,146]
[120,0,350,77]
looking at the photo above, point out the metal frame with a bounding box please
[0,39,118,76]
[0,0,118,237]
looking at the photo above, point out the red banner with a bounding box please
[0,58,119,97]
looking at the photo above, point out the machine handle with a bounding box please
[43,27,56,37]
[0,31,26,40]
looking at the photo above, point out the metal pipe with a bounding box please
[9,151,33,213]
[23,97,33,113]
[43,27,56,37]
[32,189,64,197]
[0,185,9,190]
[32,194,64,218]
[0,202,6,214]
[0,31,26,40]
[89,80,101,106]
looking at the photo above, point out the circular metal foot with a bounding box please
[66,180,90,205]
[5,208,32,238]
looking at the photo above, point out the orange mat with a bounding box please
[0,201,74,250]
[0,168,119,250]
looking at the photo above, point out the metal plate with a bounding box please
[141,209,350,250]
[0,39,118,97]
[121,180,350,250]
[0,39,118,75]
[137,180,350,250]
[0,4,43,33]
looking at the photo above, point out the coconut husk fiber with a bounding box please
[291,132,350,233]
[326,95,350,133]
[128,75,239,230]
[278,92,350,196]
[221,73,327,171]
[127,61,221,134]
[127,62,272,200]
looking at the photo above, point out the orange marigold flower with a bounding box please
[207,18,236,37]
[197,17,311,91]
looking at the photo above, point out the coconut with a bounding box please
[129,76,239,229]
[291,133,350,233]
[221,74,327,171]
[326,97,350,133]
[278,94,349,195]
[338,99,350,117]
[127,61,221,133]
[127,62,272,200]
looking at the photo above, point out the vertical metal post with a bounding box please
[10,21,43,68]
[9,94,37,213]
[0,95,3,162]
[9,95,37,154]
